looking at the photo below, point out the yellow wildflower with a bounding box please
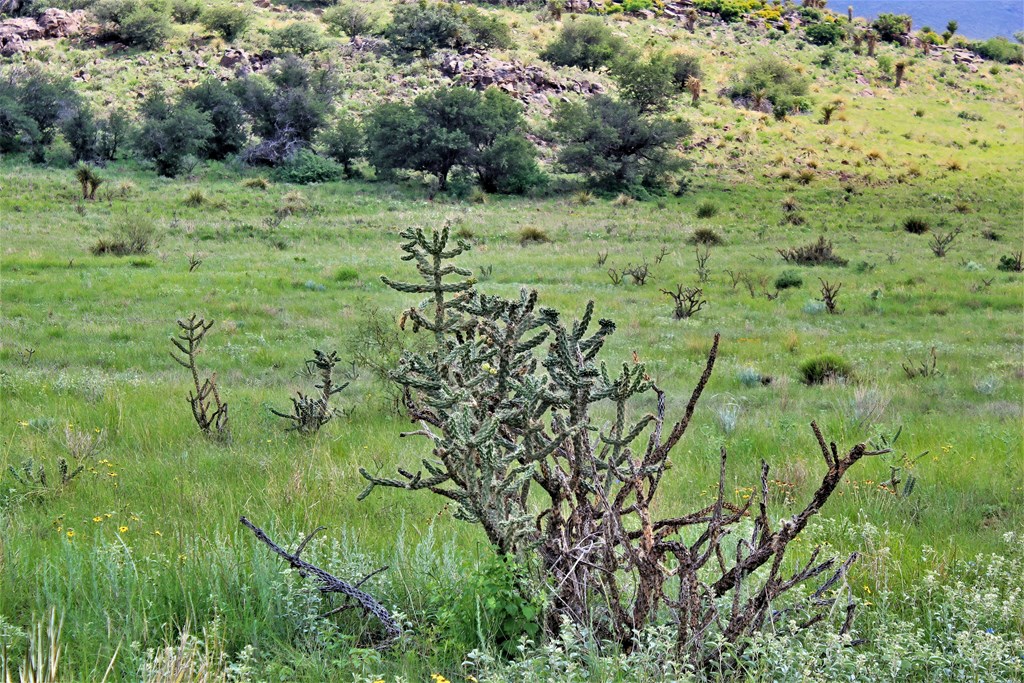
[119,526,129,533]
[66,530,75,539]
[93,516,103,523]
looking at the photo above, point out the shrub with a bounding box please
[612,50,702,113]
[997,251,1023,272]
[688,226,723,245]
[872,12,910,42]
[799,354,852,384]
[200,4,251,41]
[552,95,690,192]
[728,57,811,118]
[93,0,173,50]
[518,226,551,245]
[903,216,930,234]
[322,2,378,39]
[269,22,327,56]
[805,21,844,46]
[970,37,1023,64]
[385,2,511,58]
[91,214,158,256]
[774,270,803,290]
[693,0,763,22]
[333,266,359,282]
[366,87,540,193]
[778,236,848,266]
[1,65,80,159]
[540,16,624,70]
[318,118,364,177]
[61,105,98,163]
[170,0,202,23]
[180,79,247,160]
[183,188,206,207]
[695,200,719,218]
[241,176,271,190]
[134,89,213,177]
[273,149,343,184]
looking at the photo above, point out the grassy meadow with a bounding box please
[1,2,1023,681]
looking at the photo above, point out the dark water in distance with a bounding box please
[826,1,1024,39]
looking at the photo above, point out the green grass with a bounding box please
[2,3,1023,680]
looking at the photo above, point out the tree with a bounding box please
[805,21,844,46]
[200,4,251,41]
[366,87,540,193]
[318,118,364,177]
[728,57,811,119]
[269,22,327,56]
[612,50,703,113]
[0,67,80,161]
[385,2,511,59]
[322,2,378,39]
[92,0,173,50]
[872,12,910,42]
[61,105,98,162]
[134,89,213,176]
[232,57,338,165]
[180,80,247,160]
[97,108,131,161]
[552,95,690,192]
[540,16,624,70]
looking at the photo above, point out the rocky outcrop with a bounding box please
[218,48,274,75]
[440,51,604,107]
[0,8,87,55]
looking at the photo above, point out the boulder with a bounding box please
[0,17,43,41]
[36,8,85,38]
[0,32,28,56]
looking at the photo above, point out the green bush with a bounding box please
[0,67,80,159]
[540,16,624,70]
[872,12,910,42]
[201,4,251,41]
[970,37,1023,64]
[728,56,811,118]
[385,2,512,59]
[902,216,930,234]
[774,270,803,290]
[273,149,343,184]
[695,200,718,218]
[134,89,213,177]
[366,87,541,193]
[552,95,690,192]
[269,22,327,56]
[180,79,247,160]
[805,21,844,46]
[92,0,173,50]
[318,118,364,177]
[321,2,378,39]
[612,51,702,113]
[693,0,763,22]
[170,0,202,23]
[799,354,852,385]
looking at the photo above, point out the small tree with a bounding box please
[200,4,251,41]
[134,89,213,176]
[93,0,174,50]
[540,16,624,70]
[612,51,702,114]
[180,79,247,160]
[322,2,378,39]
[553,95,690,192]
[366,87,540,193]
[385,1,511,59]
[319,118,364,177]
[872,12,910,42]
[729,57,811,119]
[269,22,328,56]
[61,105,97,163]
[805,21,844,46]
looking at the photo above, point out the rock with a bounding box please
[0,17,43,41]
[37,9,85,38]
[0,32,28,56]
[219,48,250,69]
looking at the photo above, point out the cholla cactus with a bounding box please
[362,226,889,663]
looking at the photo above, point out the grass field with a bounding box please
[1,3,1023,681]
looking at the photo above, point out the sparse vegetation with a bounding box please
[779,236,848,267]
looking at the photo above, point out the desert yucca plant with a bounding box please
[183,188,206,207]
[74,164,103,200]
[685,75,702,106]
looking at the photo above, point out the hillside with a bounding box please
[1,1,1023,681]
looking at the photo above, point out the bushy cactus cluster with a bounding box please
[361,225,888,663]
